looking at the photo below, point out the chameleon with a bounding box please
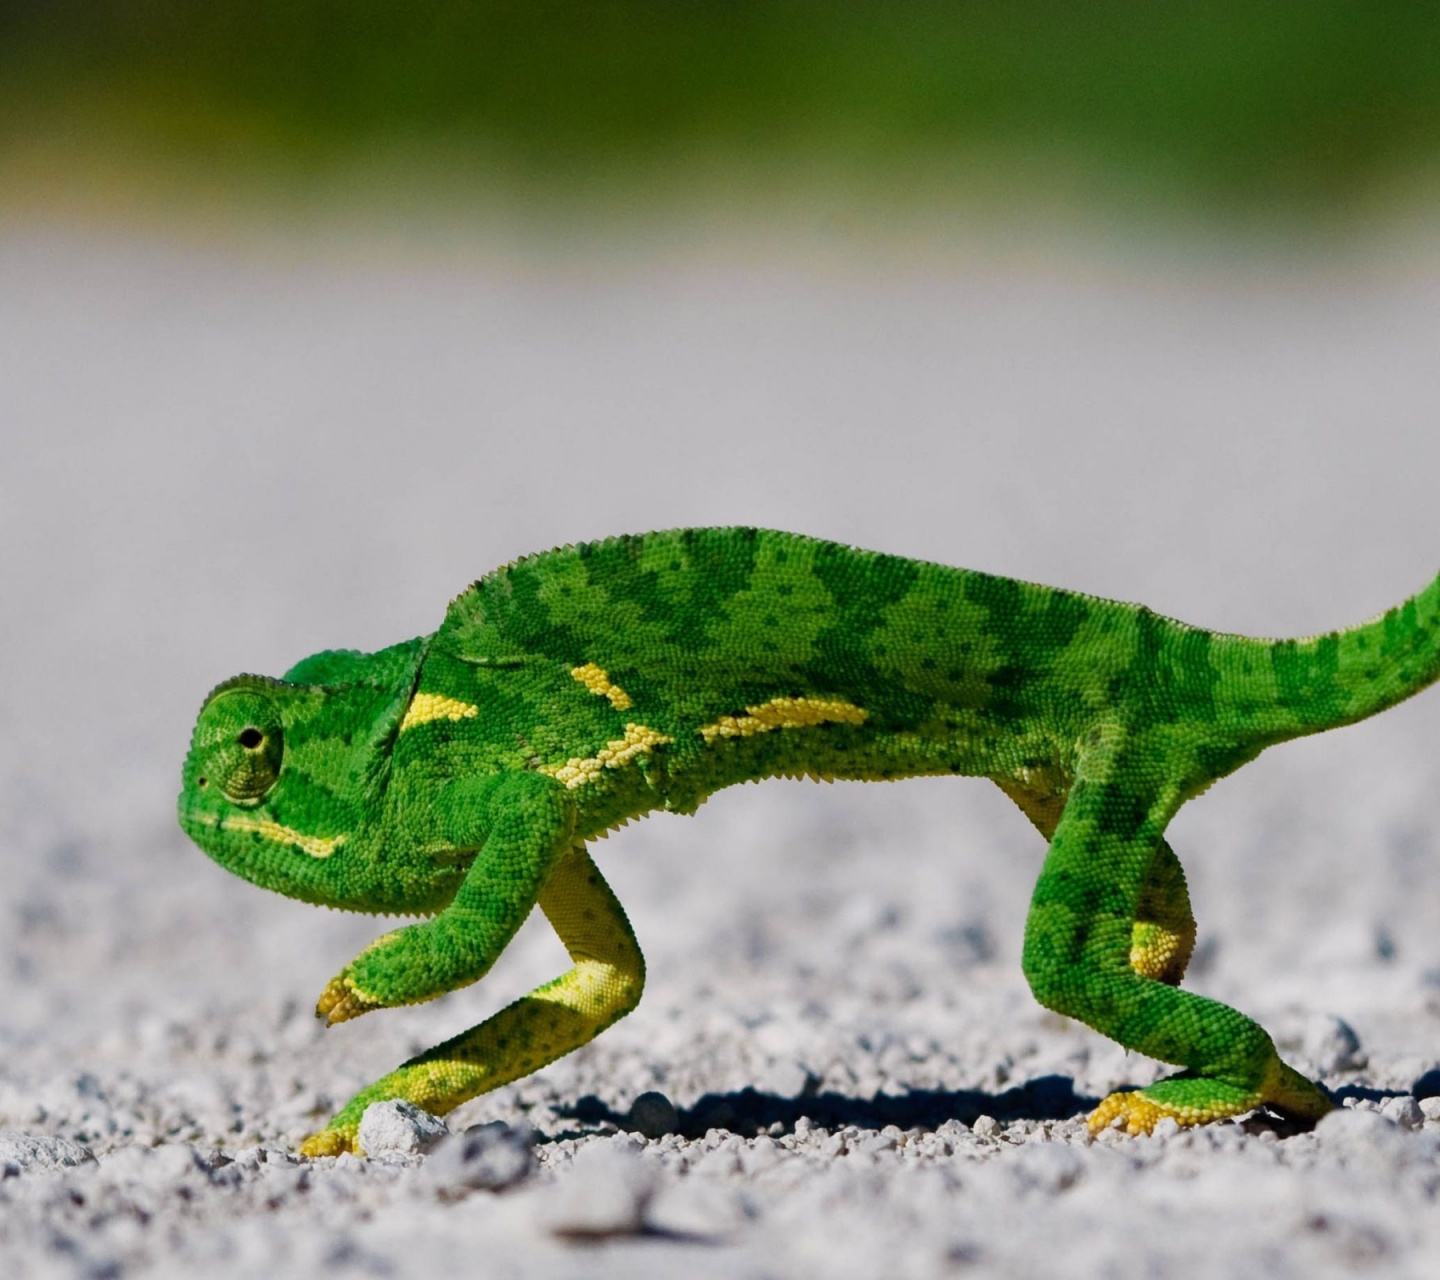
[177,527,1440,1155]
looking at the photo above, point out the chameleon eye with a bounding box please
[192,689,285,805]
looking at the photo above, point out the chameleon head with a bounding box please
[179,637,436,911]
[178,673,354,904]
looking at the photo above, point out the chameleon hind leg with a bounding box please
[301,842,643,1156]
[996,780,1195,988]
[1129,839,1196,986]
[1021,759,1331,1136]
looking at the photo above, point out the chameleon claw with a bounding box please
[315,975,382,1025]
[299,1125,359,1158]
[1087,1090,1177,1136]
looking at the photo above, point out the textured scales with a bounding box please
[177,528,1440,1154]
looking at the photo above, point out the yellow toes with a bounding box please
[1087,1091,1178,1136]
[1086,1090,1233,1135]
[315,975,381,1025]
[1088,1087,1267,1136]
[299,1126,359,1158]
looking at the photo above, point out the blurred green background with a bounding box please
[4,0,1438,227]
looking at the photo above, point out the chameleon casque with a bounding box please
[178,527,1440,1156]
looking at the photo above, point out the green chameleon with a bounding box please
[178,528,1440,1155]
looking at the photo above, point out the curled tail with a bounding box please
[1220,569,1440,745]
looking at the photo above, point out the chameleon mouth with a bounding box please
[219,813,346,860]
[176,796,344,861]
[176,795,221,841]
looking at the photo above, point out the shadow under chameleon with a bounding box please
[554,1068,1440,1142]
[559,1074,1097,1140]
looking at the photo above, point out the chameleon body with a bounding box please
[177,528,1440,1155]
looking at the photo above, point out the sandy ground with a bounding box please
[3,221,1440,1278]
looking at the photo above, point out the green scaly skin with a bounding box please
[177,528,1440,1154]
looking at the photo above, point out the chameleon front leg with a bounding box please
[299,772,571,1154]
[1021,759,1332,1136]
[314,772,575,1025]
[301,840,643,1156]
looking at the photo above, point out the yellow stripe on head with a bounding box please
[221,814,346,859]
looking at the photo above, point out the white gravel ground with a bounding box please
[3,221,1440,1278]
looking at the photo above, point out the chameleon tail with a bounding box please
[1221,569,1440,744]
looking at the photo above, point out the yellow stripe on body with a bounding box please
[539,723,673,789]
[697,695,867,744]
[221,814,346,859]
[569,662,633,710]
[400,692,480,732]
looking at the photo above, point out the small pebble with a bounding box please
[0,1131,96,1176]
[1315,1107,1406,1158]
[1379,1096,1424,1131]
[423,1122,535,1197]
[1304,1014,1366,1074]
[627,1090,679,1139]
[356,1100,449,1158]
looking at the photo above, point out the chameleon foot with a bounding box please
[315,975,382,1025]
[1086,1089,1234,1135]
[299,1125,360,1158]
[1088,1059,1333,1136]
